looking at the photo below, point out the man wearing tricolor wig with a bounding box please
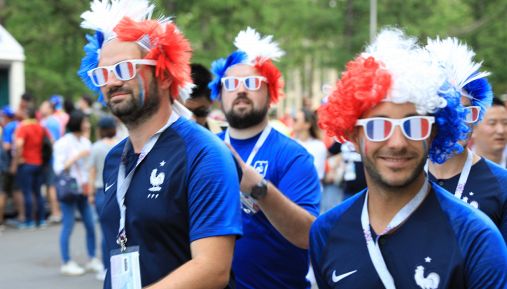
[78,1,242,288]
[426,37,507,241]
[310,28,507,289]
[209,27,321,289]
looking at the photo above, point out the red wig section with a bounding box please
[255,59,284,104]
[114,17,192,99]
[317,56,391,142]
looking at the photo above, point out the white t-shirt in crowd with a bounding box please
[297,138,327,180]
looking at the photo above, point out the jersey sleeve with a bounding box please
[464,223,507,288]
[187,140,243,242]
[310,217,330,289]
[277,147,321,216]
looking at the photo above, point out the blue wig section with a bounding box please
[463,76,493,122]
[430,83,470,164]
[208,51,248,101]
[77,32,105,104]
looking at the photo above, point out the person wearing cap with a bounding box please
[184,63,223,133]
[88,115,118,281]
[210,27,320,289]
[78,1,242,288]
[0,105,25,226]
[311,28,507,289]
[426,38,507,241]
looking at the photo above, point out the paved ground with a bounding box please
[0,222,103,289]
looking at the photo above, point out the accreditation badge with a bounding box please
[110,246,142,289]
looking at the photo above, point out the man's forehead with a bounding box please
[225,64,260,77]
[362,102,421,118]
[99,39,143,66]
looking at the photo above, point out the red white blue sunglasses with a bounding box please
[88,59,157,87]
[464,106,481,124]
[356,116,435,142]
[221,76,268,91]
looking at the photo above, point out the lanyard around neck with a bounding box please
[361,180,429,289]
[454,149,474,199]
[224,125,272,166]
[116,112,179,251]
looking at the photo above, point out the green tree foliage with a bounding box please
[1,0,506,103]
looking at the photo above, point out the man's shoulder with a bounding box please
[312,191,365,238]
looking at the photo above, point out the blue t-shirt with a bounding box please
[218,128,321,289]
[2,120,19,145]
[310,182,507,289]
[41,115,61,141]
[101,117,242,289]
[429,158,507,240]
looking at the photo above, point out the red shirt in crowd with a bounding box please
[15,119,48,165]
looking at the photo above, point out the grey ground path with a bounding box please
[0,223,103,289]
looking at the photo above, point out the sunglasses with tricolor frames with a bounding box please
[221,76,268,92]
[356,116,435,142]
[87,59,157,87]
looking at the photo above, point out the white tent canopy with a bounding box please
[0,24,25,109]
[0,24,24,62]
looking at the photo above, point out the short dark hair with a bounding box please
[99,127,116,139]
[81,95,93,107]
[26,106,37,119]
[21,92,34,102]
[491,96,504,107]
[190,64,212,101]
[66,110,87,133]
[301,108,319,139]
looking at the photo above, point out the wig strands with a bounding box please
[426,37,493,122]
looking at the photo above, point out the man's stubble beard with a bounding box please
[107,80,160,128]
[361,146,428,192]
[224,93,269,129]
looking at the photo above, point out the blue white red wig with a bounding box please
[318,28,469,164]
[209,27,285,103]
[426,37,493,123]
[78,0,193,102]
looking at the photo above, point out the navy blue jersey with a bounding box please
[101,117,242,289]
[310,182,507,289]
[218,129,321,289]
[429,158,507,240]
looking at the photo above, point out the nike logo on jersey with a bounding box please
[105,182,115,192]
[332,270,357,283]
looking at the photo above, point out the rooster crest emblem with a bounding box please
[414,265,440,289]
[149,168,165,192]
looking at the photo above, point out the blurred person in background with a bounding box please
[293,108,327,182]
[14,106,50,229]
[1,105,24,226]
[88,116,117,281]
[184,63,223,133]
[472,97,507,166]
[53,110,102,276]
[50,95,69,136]
[39,100,62,223]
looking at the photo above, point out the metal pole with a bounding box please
[370,0,377,42]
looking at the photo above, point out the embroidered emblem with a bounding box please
[253,161,269,177]
[461,191,479,209]
[414,257,440,289]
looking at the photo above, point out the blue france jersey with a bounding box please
[310,183,507,289]
[218,129,321,289]
[101,117,242,289]
[429,158,507,240]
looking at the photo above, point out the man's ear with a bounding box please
[346,128,361,152]
[159,76,172,90]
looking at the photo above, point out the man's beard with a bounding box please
[107,81,160,128]
[362,146,428,191]
[224,94,269,129]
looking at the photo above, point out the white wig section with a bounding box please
[178,82,196,102]
[425,37,490,94]
[365,28,447,114]
[80,0,154,41]
[234,27,285,64]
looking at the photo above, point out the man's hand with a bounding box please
[225,143,263,194]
